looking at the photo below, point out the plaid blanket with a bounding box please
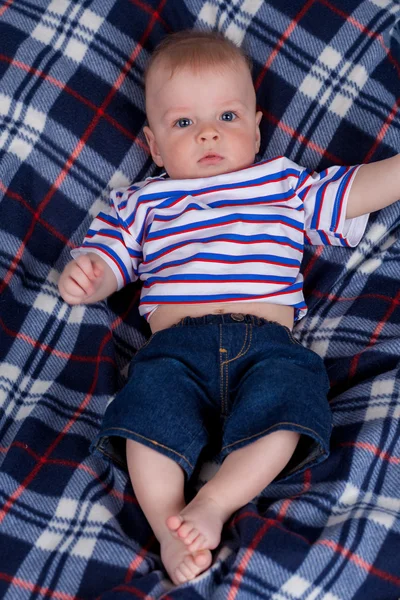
[0,1,399,598]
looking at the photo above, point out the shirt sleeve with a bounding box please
[70,188,142,290]
[295,163,369,247]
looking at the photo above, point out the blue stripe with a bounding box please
[310,167,346,230]
[134,168,302,204]
[154,203,206,221]
[80,242,131,283]
[331,167,353,230]
[145,252,300,274]
[146,213,303,240]
[145,233,303,262]
[144,273,295,286]
[143,282,303,303]
[87,227,124,243]
[208,191,295,208]
[95,212,120,227]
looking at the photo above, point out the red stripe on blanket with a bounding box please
[0,441,138,504]
[227,517,275,600]
[277,469,312,521]
[365,99,400,163]
[341,442,400,465]
[320,540,400,586]
[255,0,317,91]
[0,54,144,146]
[130,0,172,31]
[321,0,400,78]
[0,0,13,18]
[232,510,400,585]
[0,179,75,248]
[350,288,400,378]
[0,571,83,600]
[0,317,116,365]
[260,110,345,163]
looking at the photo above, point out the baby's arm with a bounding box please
[59,253,118,305]
[346,154,400,218]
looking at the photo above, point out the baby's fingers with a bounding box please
[75,254,98,281]
[62,277,91,299]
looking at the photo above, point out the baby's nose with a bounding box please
[198,126,220,142]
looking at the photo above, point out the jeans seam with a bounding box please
[219,324,228,415]
[222,324,253,365]
[284,327,303,346]
[102,427,195,469]
[221,421,325,452]
[134,331,159,357]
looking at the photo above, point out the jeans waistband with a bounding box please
[173,313,284,327]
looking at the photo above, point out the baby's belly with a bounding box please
[148,302,294,333]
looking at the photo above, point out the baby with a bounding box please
[58,30,400,585]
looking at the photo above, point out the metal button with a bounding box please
[231,313,245,321]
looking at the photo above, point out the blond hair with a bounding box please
[144,29,253,88]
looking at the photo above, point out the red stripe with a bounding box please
[227,517,275,600]
[334,166,352,228]
[143,286,304,305]
[0,0,13,17]
[254,0,317,91]
[142,236,302,264]
[81,245,129,285]
[341,441,400,465]
[320,0,400,79]
[144,277,293,288]
[149,217,303,242]
[0,316,115,365]
[231,510,400,586]
[0,180,75,248]
[364,99,400,163]
[350,287,400,378]
[277,469,312,521]
[0,53,144,147]
[261,109,345,163]
[320,540,400,586]
[0,571,83,600]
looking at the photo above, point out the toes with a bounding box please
[193,549,210,567]
[175,561,195,583]
[182,528,199,546]
[189,534,206,553]
[177,521,195,540]
[166,515,183,532]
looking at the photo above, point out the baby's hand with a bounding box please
[59,254,105,305]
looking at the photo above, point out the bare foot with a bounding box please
[166,492,227,552]
[160,533,212,584]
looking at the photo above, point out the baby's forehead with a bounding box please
[145,59,250,100]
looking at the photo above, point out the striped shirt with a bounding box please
[71,156,369,321]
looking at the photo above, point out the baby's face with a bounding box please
[144,62,262,179]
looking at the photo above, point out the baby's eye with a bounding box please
[175,118,193,128]
[220,111,237,122]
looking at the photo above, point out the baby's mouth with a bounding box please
[198,153,224,165]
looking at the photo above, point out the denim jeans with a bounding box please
[91,314,331,480]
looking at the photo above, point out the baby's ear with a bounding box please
[143,126,164,167]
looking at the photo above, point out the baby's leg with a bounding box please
[167,429,299,552]
[126,440,212,584]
